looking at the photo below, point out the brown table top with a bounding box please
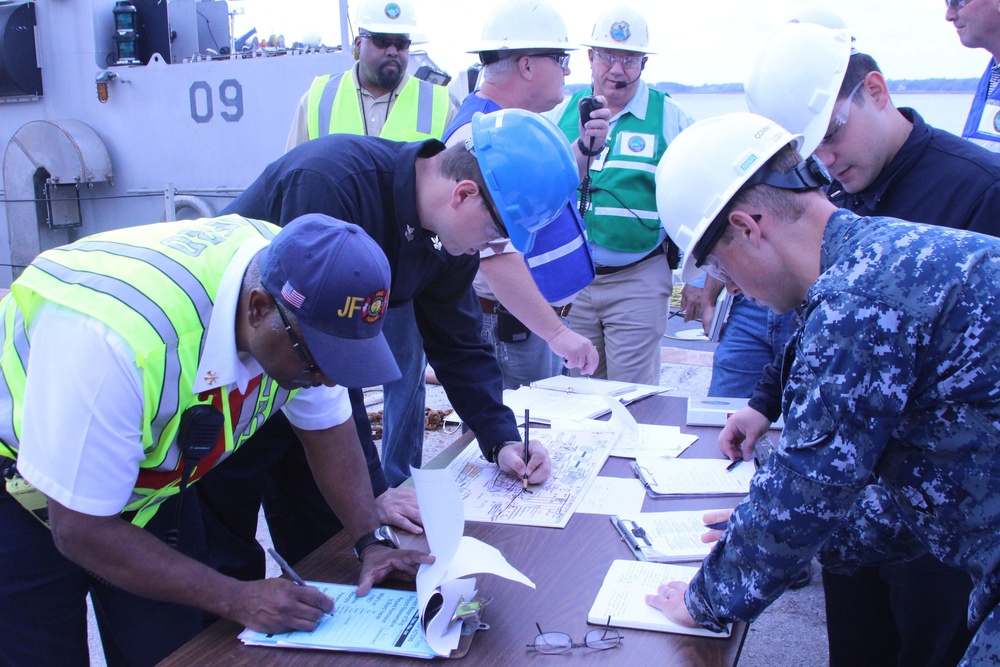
[160,395,747,667]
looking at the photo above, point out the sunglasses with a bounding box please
[527,53,571,70]
[361,33,411,50]
[944,0,975,7]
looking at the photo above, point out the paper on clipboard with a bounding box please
[411,467,535,655]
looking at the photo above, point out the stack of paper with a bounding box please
[447,428,616,527]
[239,584,438,658]
[632,456,754,498]
[240,468,535,658]
[611,510,716,563]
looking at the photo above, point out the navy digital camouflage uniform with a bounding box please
[685,209,1000,665]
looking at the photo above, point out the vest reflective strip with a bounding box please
[242,217,279,240]
[594,206,659,220]
[415,79,434,135]
[70,241,214,331]
[30,257,185,443]
[604,160,658,174]
[316,73,345,141]
[525,235,586,269]
[0,303,27,458]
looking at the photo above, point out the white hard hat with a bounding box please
[356,0,419,36]
[744,22,852,156]
[470,0,574,54]
[581,5,653,54]
[789,6,849,31]
[655,113,801,282]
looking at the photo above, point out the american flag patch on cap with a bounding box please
[281,281,306,308]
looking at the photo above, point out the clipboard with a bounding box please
[610,515,671,563]
[630,435,775,499]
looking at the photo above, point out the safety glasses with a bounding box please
[361,33,411,51]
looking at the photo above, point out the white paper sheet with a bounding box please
[576,476,646,516]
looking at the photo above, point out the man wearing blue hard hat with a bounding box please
[448,0,608,391]
[0,214,434,665]
[195,108,580,586]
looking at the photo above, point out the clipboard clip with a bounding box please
[610,515,667,562]
[628,461,657,489]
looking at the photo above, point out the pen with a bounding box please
[704,521,729,531]
[726,458,743,471]
[523,409,530,489]
[268,547,306,586]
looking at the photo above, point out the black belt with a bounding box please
[594,243,665,276]
[479,296,572,318]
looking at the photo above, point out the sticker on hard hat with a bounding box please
[610,21,631,43]
[740,154,759,172]
[384,3,401,19]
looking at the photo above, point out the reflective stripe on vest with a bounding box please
[307,72,449,141]
[2,216,290,526]
[558,88,667,253]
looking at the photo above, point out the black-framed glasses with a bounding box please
[593,50,644,69]
[360,33,411,51]
[527,52,571,70]
[527,619,622,654]
[263,285,322,376]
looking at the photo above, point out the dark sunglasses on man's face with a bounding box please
[362,33,411,50]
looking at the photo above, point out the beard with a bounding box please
[374,60,404,90]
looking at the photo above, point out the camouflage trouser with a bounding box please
[961,603,1000,666]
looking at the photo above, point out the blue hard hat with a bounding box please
[524,203,595,302]
[469,109,578,253]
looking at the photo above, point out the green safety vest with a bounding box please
[0,216,293,527]
[306,71,450,141]
[558,88,669,254]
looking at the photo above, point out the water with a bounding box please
[670,92,975,137]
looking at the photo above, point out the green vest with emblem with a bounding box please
[558,87,668,254]
[307,70,450,141]
[0,216,293,527]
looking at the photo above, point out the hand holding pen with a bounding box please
[701,508,734,543]
[268,547,335,619]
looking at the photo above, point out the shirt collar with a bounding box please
[608,80,649,124]
[193,238,270,394]
[395,139,448,252]
[857,108,927,214]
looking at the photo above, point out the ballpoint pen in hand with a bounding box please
[268,547,306,586]
[523,409,530,489]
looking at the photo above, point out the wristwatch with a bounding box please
[488,440,523,464]
[353,525,400,560]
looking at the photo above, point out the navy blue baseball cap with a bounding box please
[260,214,401,388]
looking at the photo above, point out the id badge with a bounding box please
[976,101,1000,138]
[590,145,609,172]
[614,131,657,159]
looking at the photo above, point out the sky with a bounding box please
[233,0,992,87]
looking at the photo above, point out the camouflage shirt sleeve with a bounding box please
[685,288,925,631]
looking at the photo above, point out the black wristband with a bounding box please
[577,138,604,157]
[488,440,520,464]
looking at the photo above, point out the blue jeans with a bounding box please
[380,303,428,487]
[481,311,564,390]
[709,297,796,398]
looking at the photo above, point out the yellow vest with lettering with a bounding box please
[0,216,293,527]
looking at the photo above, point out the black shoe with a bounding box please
[790,567,812,590]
